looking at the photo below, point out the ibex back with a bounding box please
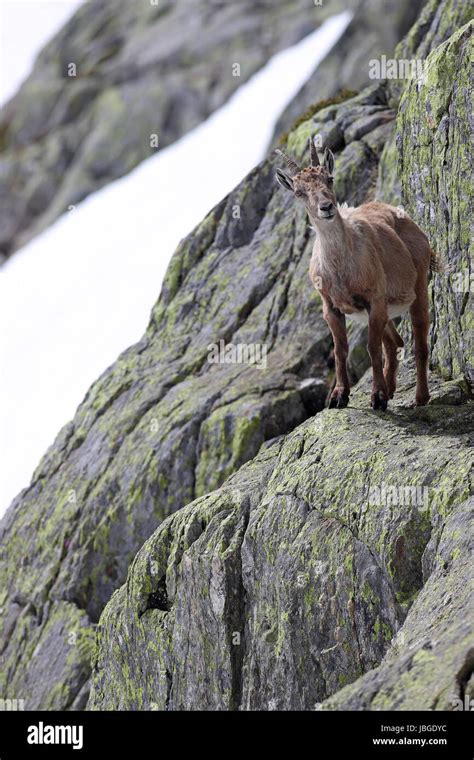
[275,138,442,410]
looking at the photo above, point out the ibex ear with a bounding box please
[275,169,294,192]
[323,147,335,176]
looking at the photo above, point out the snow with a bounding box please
[0,0,85,106]
[0,10,352,515]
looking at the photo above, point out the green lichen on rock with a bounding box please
[397,20,473,382]
[1,0,473,712]
[0,600,94,710]
[88,6,474,712]
[88,365,473,710]
[277,88,358,146]
[272,0,425,143]
[1,0,356,257]
[319,497,473,710]
[0,80,397,709]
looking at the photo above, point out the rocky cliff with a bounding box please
[0,0,354,259]
[0,0,472,712]
[89,365,472,710]
[89,5,474,711]
[272,0,424,142]
[0,0,433,261]
[0,80,393,712]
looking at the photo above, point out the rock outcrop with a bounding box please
[272,0,424,142]
[320,493,473,710]
[397,20,473,383]
[88,366,472,710]
[0,0,472,712]
[88,6,474,711]
[0,82,393,711]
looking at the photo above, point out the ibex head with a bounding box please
[275,137,336,223]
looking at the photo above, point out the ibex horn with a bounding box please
[274,148,301,175]
[310,136,320,167]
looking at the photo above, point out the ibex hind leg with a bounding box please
[382,320,402,399]
[409,275,430,406]
[386,319,404,348]
[367,299,389,410]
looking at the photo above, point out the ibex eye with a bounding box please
[295,190,304,198]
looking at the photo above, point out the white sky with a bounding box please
[0,0,85,106]
[0,9,352,515]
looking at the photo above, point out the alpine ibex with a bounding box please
[275,138,441,410]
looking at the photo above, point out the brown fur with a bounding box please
[276,147,434,410]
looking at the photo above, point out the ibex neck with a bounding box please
[311,210,348,262]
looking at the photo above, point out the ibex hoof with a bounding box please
[329,390,349,409]
[415,391,430,406]
[371,391,388,411]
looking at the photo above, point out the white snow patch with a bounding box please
[0,11,352,514]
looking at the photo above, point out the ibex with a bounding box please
[275,138,440,410]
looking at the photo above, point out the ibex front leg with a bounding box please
[368,298,389,410]
[322,297,350,409]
